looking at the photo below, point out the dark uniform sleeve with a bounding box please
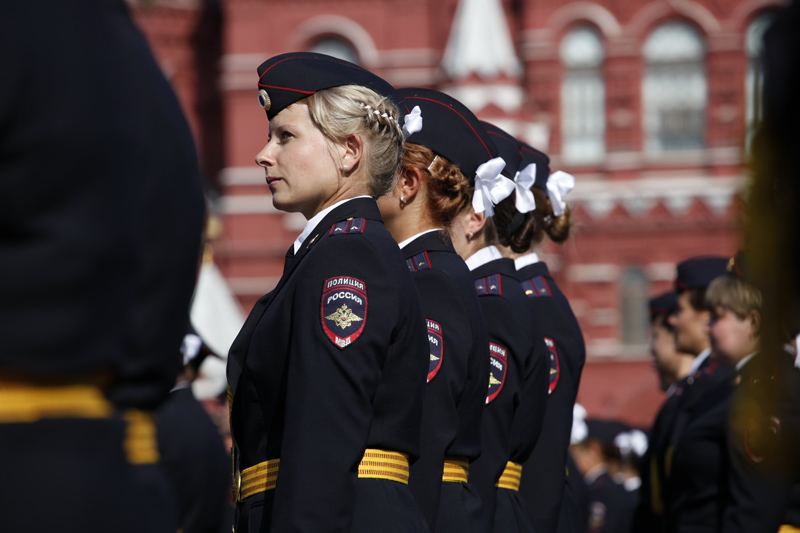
[509,320,549,463]
[268,236,428,532]
[407,268,478,527]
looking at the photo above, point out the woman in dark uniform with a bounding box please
[226,52,430,533]
[488,136,587,533]
[448,120,550,532]
[377,88,492,532]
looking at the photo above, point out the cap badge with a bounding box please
[258,89,271,111]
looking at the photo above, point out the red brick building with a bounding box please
[131,0,783,426]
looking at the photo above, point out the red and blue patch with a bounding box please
[321,276,367,349]
[426,319,443,382]
[544,336,560,394]
[486,342,508,404]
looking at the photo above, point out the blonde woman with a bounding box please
[227,53,429,532]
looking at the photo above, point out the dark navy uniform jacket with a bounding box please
[468,254,549,531]
[663,356,735,533]
[0,0,205,411]
[516,259,587,533]
[586,469,636,533]
[721,351,800,533]
[402,231,491,532]
[227,198,429,533]
[157,387,231,533]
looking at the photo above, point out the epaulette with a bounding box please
[406,251,431,273]
[521,275,552,298]
[475,274,502,296]
[329,218,366,236]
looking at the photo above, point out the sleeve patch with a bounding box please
[486,342,508,404]
[329,218,366,236]
[544,336,560,394]
[426,319,443,382]
[321,277,367,349]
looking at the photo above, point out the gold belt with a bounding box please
[442,457,469,483]
[496,461,522,491]
[779,526,800,533]
[235,448,409,502]
[0,381,112,423]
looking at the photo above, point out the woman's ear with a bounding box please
[749,309,762,338]
[466,209,488,237]
[341,133,364,172]
[400,166,424,203]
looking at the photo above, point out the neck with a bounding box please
[497,243,526,260]
[384,200,437,244]
[460,234,490,262]
[674,353,696,382]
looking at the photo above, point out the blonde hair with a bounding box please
[304,85,404,197]
[706,275,762,320]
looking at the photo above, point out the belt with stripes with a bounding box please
[496,461,522,491]
[235,448,409,502]
[442,457,469,483]
[0,380,158,465]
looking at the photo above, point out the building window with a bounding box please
[560,25,605,164]
[620,267,648,348]
[642,22,706,154]
[745,12,775,152]
[308,38,359,65]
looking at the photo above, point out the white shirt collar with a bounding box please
[665,382,678,398]
[736,353,757,372]
[584,464,607,485]
[465,245,502,271]
[689,347,712,376]
[514,252,540,270]
[293,196,371,253]
[398,228,442,250]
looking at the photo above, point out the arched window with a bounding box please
[745,12,775,151]
[308,37,359,65]
[560,25,605,164]
[642,22,706,153]
[620,267,648,347]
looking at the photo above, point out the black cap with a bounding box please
[256,52,407,121]
[649,291,678,320]
[518,141,551,191]
[398,88,499,182]
[675,256,729,292]
[481,122,522,178]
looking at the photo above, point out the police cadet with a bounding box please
[707,251,800,533]
[226,52,430,532]
[488,132,587,533]
[376,88,491,532]
[448,119,549,532]
[0,1,205,532]
[631,291,694,533]
[660,257,734,532]
[157,328,231,533]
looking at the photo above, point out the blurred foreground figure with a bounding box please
[0,1,205,531]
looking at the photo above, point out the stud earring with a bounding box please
[400,194,406,204]
[342,165,348,171]
[467,231,474,240]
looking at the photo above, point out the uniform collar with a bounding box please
[689,347,712,376]
[584,464,608,485]
[514,252,540,270]
[293,196,372,253]
[736,353,757,373]
[401,230,454,258]
[398,228,442,250]
[465,245,502,271]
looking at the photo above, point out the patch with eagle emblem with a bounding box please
[426,319,443,382]
[321,276,367,349]
[487,342,508,404]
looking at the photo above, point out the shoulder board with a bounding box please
[521,275,552,298]
[474,274,502,296]
[329,218,366,236]
[406,251,432,273]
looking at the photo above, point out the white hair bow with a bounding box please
[472,157,511,217]
[546,170,575,217]
[513,163,537,213]
[402,106,423,140]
